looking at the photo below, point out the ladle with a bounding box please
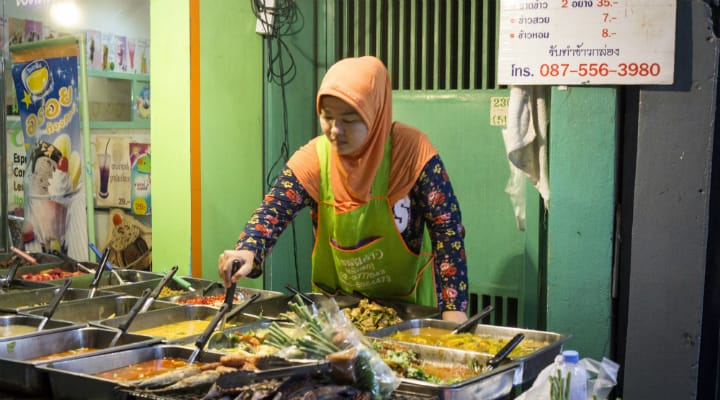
[108,288,153,347]
[484,333,525,372]
[171,274,196,292]
[36,278,72,331]
[87,247,111,298]
[451,304,495,334]
[188,303,230,363]
[139,265,179,312]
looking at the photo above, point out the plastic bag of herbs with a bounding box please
[264,294,401,399]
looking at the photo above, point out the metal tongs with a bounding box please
[37,278,72,331]
[139,265,179,312]
[108,288,153,347]
[87,247,112,298]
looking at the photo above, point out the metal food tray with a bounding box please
[0,314,79,341]
[39,344,224,400]
[0,279,55,295]
[370,337,517,400]
[11,261,94,288]
[22,295,179,323]
[93,304,227,343]
[0,326,160,395]
[0,251,62,269]
[161,275,284,305]
[239,292,440,322]
[367,318,570,385]
[0,285,120,313]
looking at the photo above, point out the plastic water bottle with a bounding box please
[562,350,588,400]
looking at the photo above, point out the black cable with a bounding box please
[251,0,302,290]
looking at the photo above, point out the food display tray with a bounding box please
[10,261,95,288]
[372,337,517,400]
[39,344,224,400]
[0,326,160,395]
[93,304,226,343]
[0,251,62,270]
[0,285,120,313]
[0,314,79,340]
[22,294,179,323]
[160,276,284,307]
[240,292,440,322]
[367,318,570,385]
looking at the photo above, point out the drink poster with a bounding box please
[85,30,102,70]
[95,136,131,209]
[10,39,88,259]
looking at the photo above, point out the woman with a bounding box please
[218,56,468,322]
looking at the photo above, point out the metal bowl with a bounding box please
[162,276,284,308]
[0,326,159,395]
[39,344,224,400]
[22,295,179,323]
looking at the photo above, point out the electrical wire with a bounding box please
[250,0,302,290]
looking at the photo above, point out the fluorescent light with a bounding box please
[51,2,81,28]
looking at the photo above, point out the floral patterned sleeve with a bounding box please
[235,167,314,273]
[412,155,469,313]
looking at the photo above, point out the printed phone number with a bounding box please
[539,63,661,77]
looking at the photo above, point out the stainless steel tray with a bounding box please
[0,251,62,269]
[161,276,284,306]
[367,318,570,385]
[22,294,179,323]
[370,337,517,400]
[13,261,94,287]
[0,286,120,313]
[39,344,224,400]
[0,314,79,340]
[0,326,160,395]
[93,304,226,343]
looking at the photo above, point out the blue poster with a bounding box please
[11,41,88,259]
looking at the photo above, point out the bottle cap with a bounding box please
[562,350,579,363]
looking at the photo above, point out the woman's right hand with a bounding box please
[218,249,256,287]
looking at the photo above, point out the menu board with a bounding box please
[498,0,676,85]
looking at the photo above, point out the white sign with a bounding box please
[498,0,676,85]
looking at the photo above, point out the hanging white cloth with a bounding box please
[502,85,550,230]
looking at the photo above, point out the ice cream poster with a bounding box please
[95,136,131,209]
[10,40,88,259]
[129,143,151,216]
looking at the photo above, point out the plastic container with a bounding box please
[562,350,588,400]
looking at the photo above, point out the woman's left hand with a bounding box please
[442,310,468,323]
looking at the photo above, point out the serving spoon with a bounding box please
[451,304,495,334]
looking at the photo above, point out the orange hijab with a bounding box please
[287,56,438,212]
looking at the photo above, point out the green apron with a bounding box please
[311,134,437,307]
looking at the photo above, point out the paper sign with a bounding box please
[498,0,676,85]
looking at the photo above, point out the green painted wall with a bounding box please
[199,1,263,287]
[261,0,319,293]
[546,86,616,359]
[150,0,192,275]
[393,91,528,325]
